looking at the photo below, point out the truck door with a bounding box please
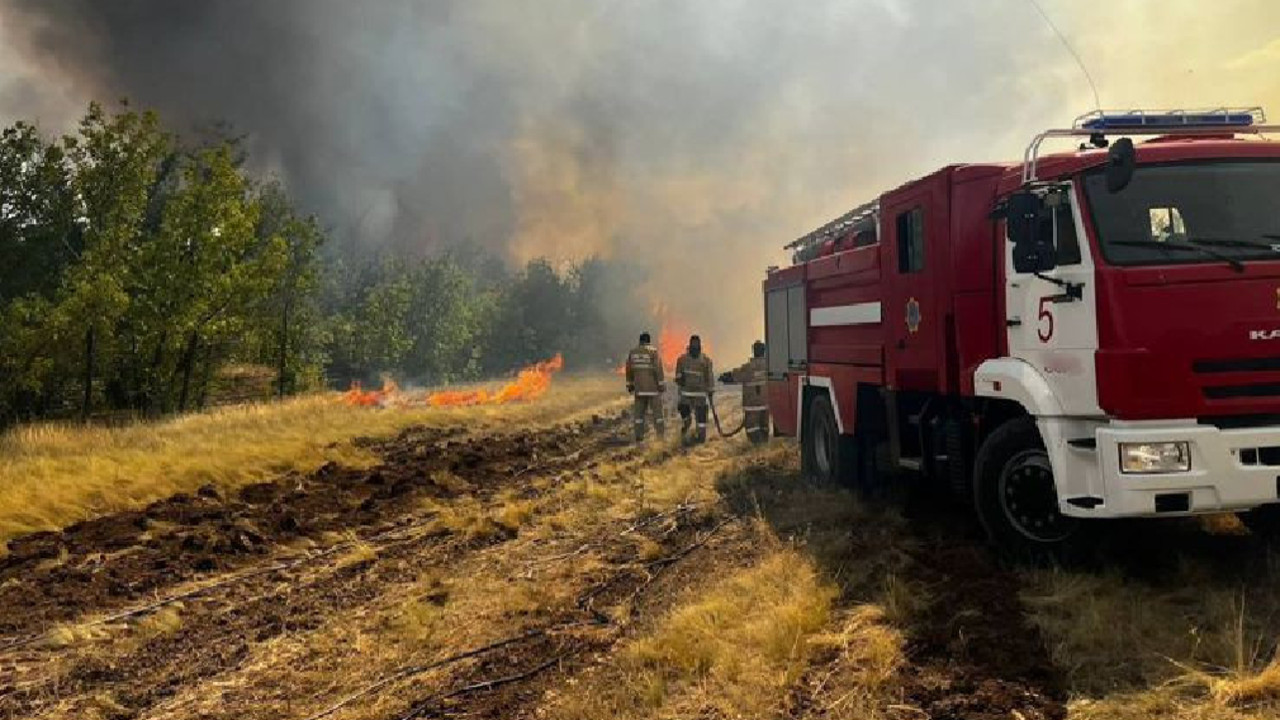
[884,187,945,392]
[1004,183,1101,416]
[765,281,806,435]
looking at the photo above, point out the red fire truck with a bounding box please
[764,108,1280,553]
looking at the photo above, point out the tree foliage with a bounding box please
[0,102,651,426]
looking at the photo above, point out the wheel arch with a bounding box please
[798,377,842,442]
[973,358,1064,418]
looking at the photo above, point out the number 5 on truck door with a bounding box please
[1038,297,1055,343]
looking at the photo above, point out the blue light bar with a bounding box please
[1076,107,1265,132]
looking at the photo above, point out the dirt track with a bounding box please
[0,394,1131,720]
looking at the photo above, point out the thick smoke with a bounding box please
[1,0,1277,356]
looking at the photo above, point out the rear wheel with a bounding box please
[974,417,1081,558]
[803,394,856,486]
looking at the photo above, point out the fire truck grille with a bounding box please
[1203,383,1280,400]
[1239,446,1280,467]
[1194,357,1280,374]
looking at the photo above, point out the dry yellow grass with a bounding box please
[804,604,906,720]
[0,376,623,547]
[548,539,909,720]
[1022,562,1280,719]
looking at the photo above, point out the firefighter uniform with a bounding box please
[675,352,714,443]
[625,342,665,441]
[725,355,770,443]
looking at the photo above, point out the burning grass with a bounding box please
[344,354,564,408]
[0,375,623,549]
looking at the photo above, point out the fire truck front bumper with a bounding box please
[1048,419,1280,518]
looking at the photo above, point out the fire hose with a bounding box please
[708,390,744,438]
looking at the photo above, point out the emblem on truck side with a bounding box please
[1250,329,1280,341]
[906,297,922,334]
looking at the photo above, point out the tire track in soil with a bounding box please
[891,510,1067,720]
[896,530,1075,712]
[0,412,633,719]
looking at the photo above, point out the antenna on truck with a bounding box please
[1027,0,1102,115]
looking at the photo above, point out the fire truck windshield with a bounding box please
[1084,160,1280,267]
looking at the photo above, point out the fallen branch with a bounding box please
[303,509,734,720]
[300,628,550,720]
[397,654,568,720]
[619,499,700,536]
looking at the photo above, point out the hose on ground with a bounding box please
[708,390,744,438]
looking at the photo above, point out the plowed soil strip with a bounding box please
[0,413,632,718]
[0,414,619,644]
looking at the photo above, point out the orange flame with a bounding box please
[342,377,400,407]
[342,355,565,408]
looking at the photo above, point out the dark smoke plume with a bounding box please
[2,0,1277,351]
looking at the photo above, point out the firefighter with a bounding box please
[674,335,714,444]
[625,332,665,441]
[719,340,770,444]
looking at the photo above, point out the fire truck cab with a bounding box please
[765,108,1280,553]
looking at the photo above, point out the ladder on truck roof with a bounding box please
[1023,106,1280,183]
[785,199,879,263]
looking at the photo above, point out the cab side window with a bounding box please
[896,207,925,273]
[1051,205,1081,265]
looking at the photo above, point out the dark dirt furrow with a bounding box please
[895,533,1067,720]
[0,414,620,642]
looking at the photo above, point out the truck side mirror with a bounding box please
[1106,138,1136,193]
[1006,191,1056,274]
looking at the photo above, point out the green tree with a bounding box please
[252,182,324,397]
[57,102,171,418]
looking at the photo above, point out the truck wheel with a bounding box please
[973,417,1080,557]
[803,394,855,485]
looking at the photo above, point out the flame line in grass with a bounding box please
[343,354,564,408]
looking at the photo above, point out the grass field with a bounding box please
[6,385,1280,719]
[0,375,623,548]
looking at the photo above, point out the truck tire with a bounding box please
[973,417,1080,557]
[803,393,855,486]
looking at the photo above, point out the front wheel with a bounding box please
[974,417,1082,558]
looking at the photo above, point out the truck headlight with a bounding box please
[1119,442,1191,474]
